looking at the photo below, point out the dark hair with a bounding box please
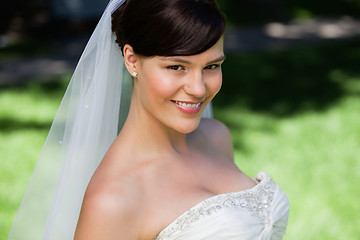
[112,0,225,56]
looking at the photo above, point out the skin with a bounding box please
[74,38,256,240]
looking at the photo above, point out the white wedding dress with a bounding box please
[154,172,289,240]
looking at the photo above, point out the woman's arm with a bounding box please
[74,183,140,239]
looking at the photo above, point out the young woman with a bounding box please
[9,0,289,239]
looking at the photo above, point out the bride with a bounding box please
[9,0,289,239]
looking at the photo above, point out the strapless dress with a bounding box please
[154,172,289,240]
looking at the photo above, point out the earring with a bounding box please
[132,72,138,77]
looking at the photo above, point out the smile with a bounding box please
[171,100,203,114]
[174,100,201,109]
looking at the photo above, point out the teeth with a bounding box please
[175,101,201,108]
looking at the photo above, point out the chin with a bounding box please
[173,117,202,134]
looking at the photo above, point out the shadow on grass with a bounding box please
[0,75,69,98]
[0,37,55,61]
[0,117,51,132]
[216,38,360,117]
[0,77,68,132]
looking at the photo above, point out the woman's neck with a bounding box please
[119,98,192,157]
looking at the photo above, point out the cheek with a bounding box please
[206,72,223,96]
[143,69,179,101]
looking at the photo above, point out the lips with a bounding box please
[171,100,203,114]
[174,100,201,109]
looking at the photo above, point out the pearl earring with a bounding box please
[132,72,138,77]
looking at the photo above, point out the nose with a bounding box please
[185,71,206,98]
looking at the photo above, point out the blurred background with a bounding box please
[1,0,360,239]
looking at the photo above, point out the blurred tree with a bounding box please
[52,0,108,19]
[0,0,48,36]
[281,0,360,19]
[216,0,289,26]
[216,0,360,26]
[2,0,360,41]
[0,0,107,41]
[0,2,16,34]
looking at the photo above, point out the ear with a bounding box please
[123,44,138,77]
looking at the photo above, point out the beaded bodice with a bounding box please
[155,172,289,240]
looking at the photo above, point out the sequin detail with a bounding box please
[155,172,277,240]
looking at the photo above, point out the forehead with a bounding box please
[158,38,224,63]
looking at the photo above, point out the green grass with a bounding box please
[1,39,360,239]
[0,78,69,237]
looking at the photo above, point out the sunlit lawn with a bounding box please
[1,39,360,239]
[0,78,69,238]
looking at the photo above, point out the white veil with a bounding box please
[8,0,212,239]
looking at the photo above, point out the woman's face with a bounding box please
[133,38,225,133]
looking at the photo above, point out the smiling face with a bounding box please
[124,38,225,134]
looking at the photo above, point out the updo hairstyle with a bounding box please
[111,0,225,56]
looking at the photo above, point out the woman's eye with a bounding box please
[205,64,220,70]
[167,65,185,71]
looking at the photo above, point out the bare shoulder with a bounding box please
[198,118,256,189]
[74,167,143,240]
[198,118,234,159]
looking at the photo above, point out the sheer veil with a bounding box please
[8,0,212,239]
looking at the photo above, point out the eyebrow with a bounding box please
[159,55,226,65]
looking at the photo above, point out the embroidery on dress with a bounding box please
[155,172,277,240]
